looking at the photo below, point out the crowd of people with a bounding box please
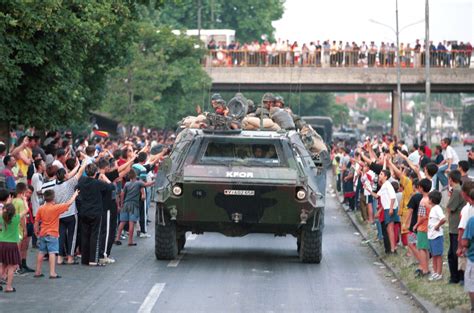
[332,135,474,308]
[0,129,175,292]
[206,38,473,68]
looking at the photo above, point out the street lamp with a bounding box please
[369,0,424,138]
[425,0,432,147]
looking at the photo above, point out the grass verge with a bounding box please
[354,210,470,311]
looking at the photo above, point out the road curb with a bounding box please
[331,188,437,313]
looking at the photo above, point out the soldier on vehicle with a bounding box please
[255,93,275,118]
[274,95,285,108]
[210,93,223,111]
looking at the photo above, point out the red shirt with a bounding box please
[378,199,385,222]
[117,158,127,167]
[424,146,432,158]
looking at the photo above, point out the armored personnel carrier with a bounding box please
[153,128,327,263]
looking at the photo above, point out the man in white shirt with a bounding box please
[408,145,421,166]
[31,159,45,217]
[52,148,66,169]
[370,169,399,253]
[434,137,460,190]
[456,181,474,281]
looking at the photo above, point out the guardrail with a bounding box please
[202,49,472,68]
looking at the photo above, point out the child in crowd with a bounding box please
[115,170,154,246]
[12,183,34,274]
[0,202,28,292]
[427,190,446,281]
[34,189,79,279]
[413,178,432,277]
[369,169,399,253]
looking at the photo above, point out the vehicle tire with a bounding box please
[155,214,178,260]
[299,212,323,264]
[178,233,186,252]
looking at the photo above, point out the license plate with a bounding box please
[224,190,255,196]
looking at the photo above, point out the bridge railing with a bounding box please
[202,49,472,68]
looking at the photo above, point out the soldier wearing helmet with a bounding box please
[211,93,223,110]
[214,98,227,116]
[274,95,285,108]
[254,93,275,118]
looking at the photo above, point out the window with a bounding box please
[199,140,283,167]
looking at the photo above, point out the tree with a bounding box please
[0,1,146,129]
[101,25,211,128]
[330,104,349,128]
[367,108,390,124]
[157,0,284,43]
[356,97,367,110]
[402,114,415,128]
[461,105,474,133]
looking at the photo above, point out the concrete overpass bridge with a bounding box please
[204,67,474,93]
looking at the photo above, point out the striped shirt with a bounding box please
[41,179,57,193]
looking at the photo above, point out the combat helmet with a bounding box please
[211,93,223,101]
[261,93,275,103]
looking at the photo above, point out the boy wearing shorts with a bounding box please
[413,178,432,277]
[34,189,79,279]
[116,170,154,246]
[427,190,446,281]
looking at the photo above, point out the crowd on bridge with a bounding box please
[331,133,474,308]
[206,38,473,68]
[0,127,176,292]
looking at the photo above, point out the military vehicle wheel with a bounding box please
[178,233,186,252]
[155,217,178,260]
[299,212,323,264]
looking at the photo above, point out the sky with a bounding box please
[273,0,474,45]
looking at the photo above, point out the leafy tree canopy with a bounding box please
[157,0,285,43]
[101,25,211,128]
[0,1,159,129]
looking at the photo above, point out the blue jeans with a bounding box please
[38,235,59,254]
[433,164,458,189]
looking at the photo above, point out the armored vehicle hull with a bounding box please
[154,129,326,263]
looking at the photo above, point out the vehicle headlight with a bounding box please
[296,188,306,200]
[172,184,183,196]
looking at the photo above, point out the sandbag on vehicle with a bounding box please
[179,115,207,129]
[300,124,327,153]
[270,107,295,130]
[242,116,281,131]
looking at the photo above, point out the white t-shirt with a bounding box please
[31,172,44,216]
[443,145,460,165]
[428,204,445,239]
[52,159,64,169]
[459,203,474,230]
[362,170,375,196]
[408,150,420,165]
[377,180,398,210]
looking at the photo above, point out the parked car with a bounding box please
[464,135,474,146]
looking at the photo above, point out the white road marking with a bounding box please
[186,233,197,241]
[138,283,165,313]
[138,283,166,313]
[167,252,185,267]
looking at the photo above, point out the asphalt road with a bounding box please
[2,192,420,313]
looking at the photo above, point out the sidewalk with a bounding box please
[328,181,469,313]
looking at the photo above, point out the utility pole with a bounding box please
[197,0,202,38]
[395,0,402,138]
[425,0,432,147]
[210,0,215,28]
